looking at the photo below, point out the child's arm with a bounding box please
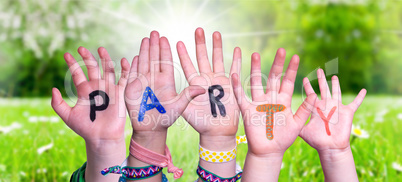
[231,49,317,181]
[176,28,240,179]
[124,31,205,181]
[300,69,366,182]
[51,47,129,182]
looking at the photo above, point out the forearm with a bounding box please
[241,152,284,182]
[318,146,358,182]
[127,130,167,182]
[85,138,126,182]
[198,135,237,181]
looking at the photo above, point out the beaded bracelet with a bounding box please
[196,164,242,182]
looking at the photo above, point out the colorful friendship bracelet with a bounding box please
[196,164,242,182]
[101,158,164,181]
[102,165,163,180]
[199,135,247,163]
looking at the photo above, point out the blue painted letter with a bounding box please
[138,87,166,122]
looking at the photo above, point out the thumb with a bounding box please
[175,85,206,114]
[293,93,317,127]
[51,88,72,124]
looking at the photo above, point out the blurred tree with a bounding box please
[0,0,92,96]
[227,0,402,94]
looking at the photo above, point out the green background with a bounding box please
[0,0,401,181]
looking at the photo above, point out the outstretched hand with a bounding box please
[231,48,317,156]
[176,28,240,141]
[52,46,129,145]
[299,69,367,152]
[125,31,205,133]
[51,47,129,182]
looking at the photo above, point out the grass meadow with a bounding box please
[0,95,401,181]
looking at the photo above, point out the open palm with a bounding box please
[51,47,129,143]
[176,28,239,136]
[231,48,317,155]
[125,31,204,132]
[299,69,367,151]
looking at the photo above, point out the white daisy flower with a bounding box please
[61,171,69,177]
[392,162,402,172]
[0,164,5,172]
[37,142,54,155]
[351,125,369,138]
[23,111,30,117]
[0,122,22,134]
[397,113,402,120]
[36,168,47,173]
[50,116,59,123]
[22,130,29,135]
[38,116,48,122]
[19,171,26,176]
[58,130,65,135]
[28,116,38,123]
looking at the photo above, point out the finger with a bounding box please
[230,47,241,77]
[98,47,116,83]
[212,31,224,74]
[64,53,87,87]
[177,41,198,82]
[331,75,342,103]
[149,31,160,72]
[128,56,139,84]
[303,77,315,96]
[174,85,206,114]
[77,46,100,81]
[160,37,173,74]
[250,52,264,101]
[138,38,150,75]
[51,88,72,123]
[231,73,250,111]
[195,27,212,73]
[294,93,318,126]
[118,58,130,87]
[349,89,367,112]
[279,55,299,96]
[317,68,331,100]
[267,48,286,92]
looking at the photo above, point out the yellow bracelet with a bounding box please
[236,135,247,145]
[199,145,237,163]
[199,135,247,163]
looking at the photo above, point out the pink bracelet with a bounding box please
[129,138,183,179]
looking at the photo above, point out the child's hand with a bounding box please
[231,49,317,181]
[51,47,129,182]
[125,31,205,133]
[124,32,205,177]
[299,69,366,182]
[176,28,240,148]
[176,28,240,178]
[232,49,316,156]
[299,69,367,152]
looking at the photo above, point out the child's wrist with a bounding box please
[317,145,352,163]
[84,138,126,182]
[128,130,167,168]
[247,151,284,161]
[85,137,126,156]
[131,130,167,153]
[199,134,236,151]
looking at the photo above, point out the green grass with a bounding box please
[0,96,401,181]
